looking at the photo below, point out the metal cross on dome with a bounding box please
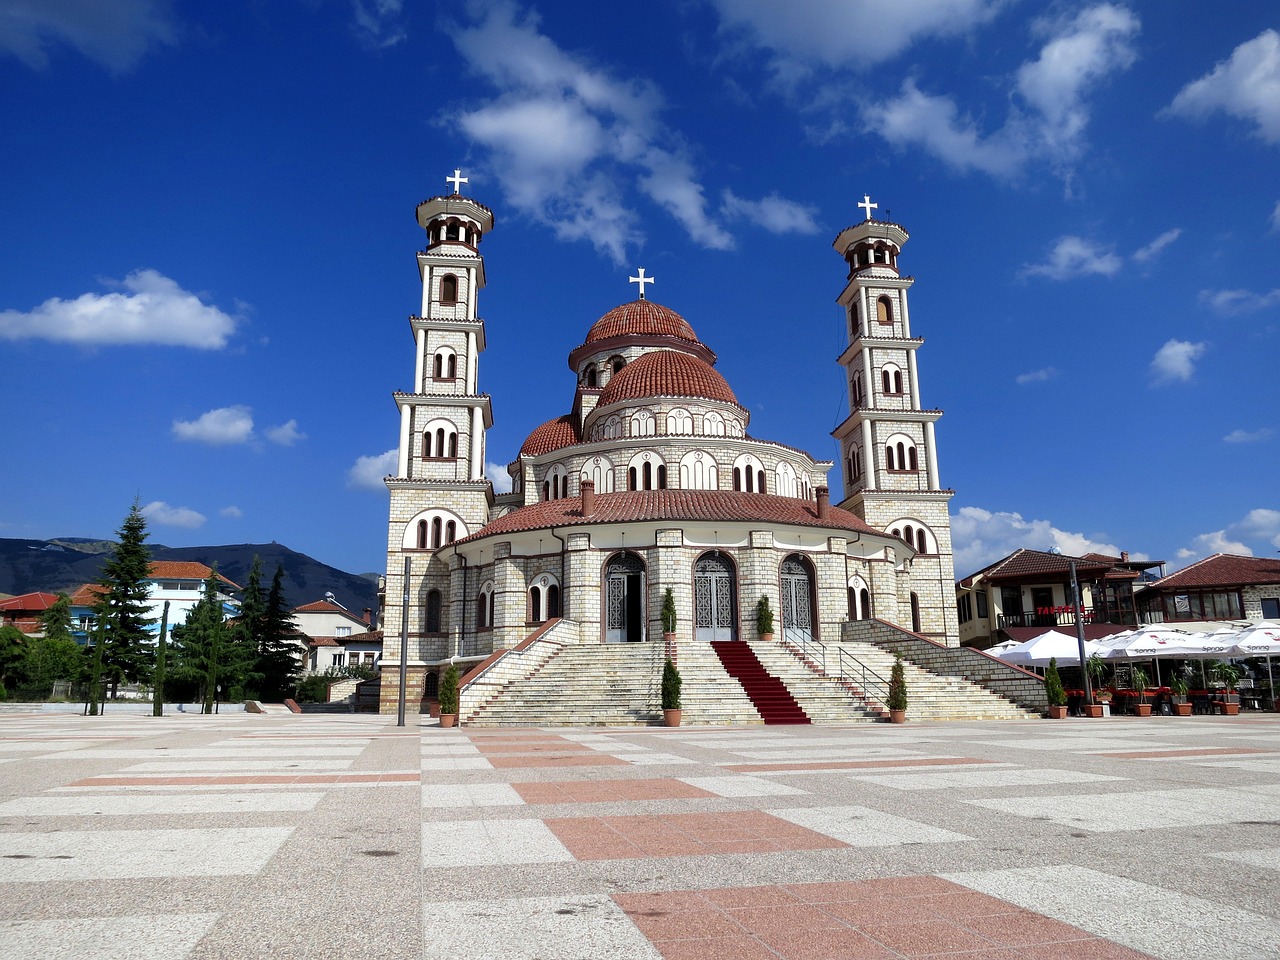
[630,267,655,300]
[858,194,878,221]
[446,169,468,194]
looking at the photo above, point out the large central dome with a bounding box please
[584,300,701,345]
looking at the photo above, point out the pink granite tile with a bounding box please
[858,918,996,956]
[961,909,1099,946]
[700,886,804,909]
[655,935,780,960]
[756,926,898,960]
[626,908,743,942]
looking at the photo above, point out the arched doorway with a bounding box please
[780,555,815,645]
[694,553,737,641]
[604,553,645,643]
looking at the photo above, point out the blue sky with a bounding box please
[2,0,1277,581]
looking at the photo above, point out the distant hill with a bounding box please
[0,538,381,618]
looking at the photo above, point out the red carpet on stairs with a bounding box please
[711,641,811,724]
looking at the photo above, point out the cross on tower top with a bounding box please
[446,169,468,194]
[630,267,655,300]
[857,194,878,221]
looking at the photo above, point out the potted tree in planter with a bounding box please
[1170,675,1192,716]
[1131,665,1152,717]
[1211,662,1243,715]
[661,657,682,726]
[1044,657,1068,719]
[887,656,907,723]
[1085,653,1112,718]
[438,663,460,728]
[661,588,677,644]
[756,595,774,642]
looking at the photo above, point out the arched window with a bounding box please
[431,517,443,548]
[852,373,865,408]
[440,274,458,304]
[611,355,625,373]
[666,409,693,435]
[916,529,928,553]
[416,520,428,549]
[679,450,719,490]
[910,593,922,633]
[433,353,443,379]
[909,445,918,471]
[445,520,456,544]
[547,584,561,618]
[543,464,568,500]
[877,295,893,324]
[881,364,903,395]
[884,434,917,472]
[703,411,725,436]
[424,671,439,699]
[732,454,765,493]
[529,586,541,622]
[581,456,615,493]
[627,451,666,491]
[586,368,598,388]
[602,416,623,440]
[432,349,457,381]
[629,410,655,437]
[529,574,560,624]
[422,419,458,458]
[476,582,494,630]
[445,222,460,242]
[775,461,798,498]
[424,589,442,633]
[403,510,467,549]
[848,576,872,620]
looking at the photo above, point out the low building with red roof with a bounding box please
[293,597,381,673]
[0,592,64,635]
[1137,554,1280,624]
[68,561,241,643]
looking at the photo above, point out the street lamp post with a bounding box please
[1071,559,1093,706]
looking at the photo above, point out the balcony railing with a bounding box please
[998,606,1138,630]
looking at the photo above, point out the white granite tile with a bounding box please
[769,805,970,846]
[946,864,1280,960]
[618,752,698,765]
[0,793,323,816]
[422,895,662,960]
[421,756,494,771]
[422,784,525,808]
[1212,846,1280,872]
[0,913,219,960]
[423,819,573,868]
[120,759,351,772]
[963,786,1280,832]
[849,767,1125,790]
[677,775,807,797]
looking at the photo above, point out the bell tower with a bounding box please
[830,195,958,644]
[381,170,496,710]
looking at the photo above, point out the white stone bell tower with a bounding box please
[381,170,496,709]
[830,195,958,644]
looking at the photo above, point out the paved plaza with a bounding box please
[1,710,1278,959]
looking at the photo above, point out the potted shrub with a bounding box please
[887,655,907,723]
[756,595,774,642]
[1131,665,1152,717]
[661,588,677,642]
[1211,662,1243,715]
[1044,657,1068,719]
[438,663,460,728]
[1170,675,1192,716]
[661,657,682,726]
[1085,654,1111,718]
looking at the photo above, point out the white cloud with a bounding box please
[172,406,255,445]
[1164,30,1280,144]
[1223,428,1274,444]
[1149,339,1207,385]
[445,1,736,262]
[719,189,821,235]
[265,419,306,446]
[486,460,513,494]
[709,0,1011,70]
[0,0,177,72]
[1198,287,1280,315]
[1132,227,1182,263]
[951,505,1125,575]
[348,449,397,490]
[220,505,243,519]
[0,270,237,349]
[862,5,1138,179]
[1016,367,1058,385]
[1020,236,1122,280]
[1235,508,1280,548]
[1272,200,1280,233]
[1178,530,1252,560]
[352,0,405,49]
[1177,509,1280,560]
[141,501,206,529]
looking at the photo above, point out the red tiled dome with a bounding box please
[585,300,700,345]
[519,414,579,456]
[597,350,738,407]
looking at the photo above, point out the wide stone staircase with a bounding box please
[711,640,810,724]
[768,637,1038,722]
[462,642,666,726]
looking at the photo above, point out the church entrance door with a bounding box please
[694,553,737,641]
[605,553,645,643]
[781,556,815,646]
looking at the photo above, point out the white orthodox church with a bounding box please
[379,175,960,715]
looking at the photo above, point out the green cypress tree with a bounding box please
[231,556,267,698]
[170,567,229,713]
[94,501,155,694]
[256,565,302,700]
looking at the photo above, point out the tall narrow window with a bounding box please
[448,433,458,458]
[440,274,458,303]
[425,590,442,633]
[445,222,459,242]
[530,586,542,623]
[445,520,456,544]
[916,529,927,553]
[433,354,443,379]
[431,517,443,548]
[908,446,918,471]
[910,593,921,633]
[416,520,427,548]
[547,585,561,618]
[447,354,457,378]
[877,295,893,324]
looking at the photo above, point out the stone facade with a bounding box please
[380,181,962,714]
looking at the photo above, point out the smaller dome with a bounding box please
[585,300,700,345]
[519,414,579,457]
[598,350,738,407]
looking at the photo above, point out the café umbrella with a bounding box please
[996,629,1103,667]
[1230,624,1280,692]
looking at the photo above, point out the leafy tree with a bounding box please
[170,566,230,713]
[1044,657,1066,707]
[94,501,155,693]
[255,565,302,700]
[229,555,267,698]
[0,624,26,691]
[15,593,85,700]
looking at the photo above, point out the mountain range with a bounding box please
[0,538,381,620]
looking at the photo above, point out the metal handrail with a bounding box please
[787,632,826,671]
[836,648,890,709]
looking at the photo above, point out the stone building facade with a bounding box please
[379,179,959,712]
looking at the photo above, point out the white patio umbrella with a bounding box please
[1230,625,1280,693]
[1099,627,1238,686]
[996,629,1102,667]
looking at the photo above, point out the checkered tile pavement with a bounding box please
[2,711,1279,958]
